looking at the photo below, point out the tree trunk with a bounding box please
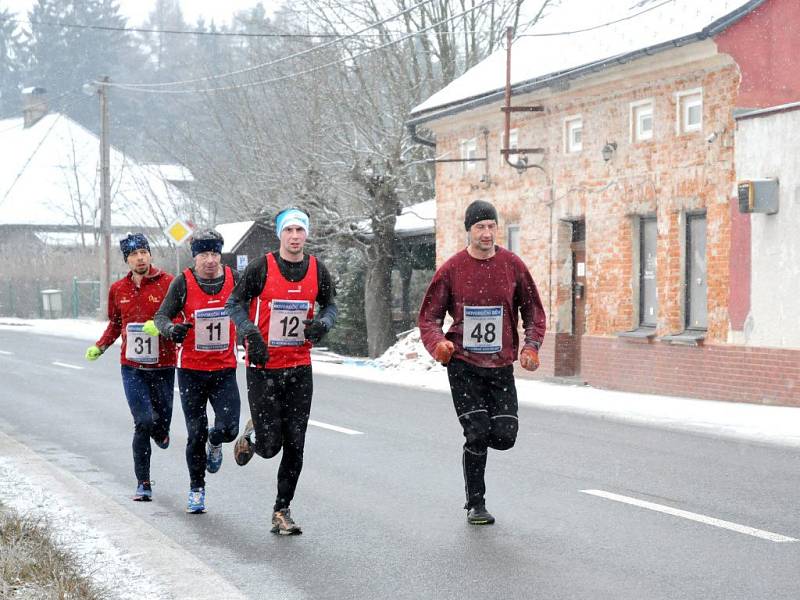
[364,241,395,358]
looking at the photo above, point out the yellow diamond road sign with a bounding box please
[165,219,193,245]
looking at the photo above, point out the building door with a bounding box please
[686,213,708,329]
[571,220,586,373]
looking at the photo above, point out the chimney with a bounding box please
[22,87,48,128]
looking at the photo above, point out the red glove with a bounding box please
[432,340,455,365]
[520,346,540,371]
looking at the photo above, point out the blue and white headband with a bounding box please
[275,208,310,237]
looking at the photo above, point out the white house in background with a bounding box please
[733,102,800,349]
[0,88,196,246]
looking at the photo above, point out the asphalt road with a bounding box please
[1,327,799,599]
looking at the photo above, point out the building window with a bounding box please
[631,100,654,142]
[565,116,582,153]
[507,224,520,254]
[502,128,519,166]
[460,137,477,173]
[639,217,658,327]
[685,213,707,329]
[676,89,702,134]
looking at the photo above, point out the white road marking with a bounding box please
[52,361,84,370]
[0,350,12,355]
[581,489,797,543]
[308,419,363,435]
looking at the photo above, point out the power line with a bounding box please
[0,14,440,39]
[108,0,494,95]
[518,0,674,37]
[110,0,438,89]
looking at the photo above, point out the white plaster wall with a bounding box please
[735,109,800,349]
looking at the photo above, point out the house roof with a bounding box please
[354,199,436,239]
[216,220,257,254]
[410,0,763,123]
[0,112,194,230]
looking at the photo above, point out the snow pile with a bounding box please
[373,328,444,372]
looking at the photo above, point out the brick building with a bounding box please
[408,0,799,405]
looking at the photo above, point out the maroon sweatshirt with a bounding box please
[418,246,546,368]
[95,266,177,369]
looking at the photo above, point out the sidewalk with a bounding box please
[3,317,800,448]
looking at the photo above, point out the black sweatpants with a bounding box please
[246,364,313,511]
[446,358,519,509]
[178,367,241,489]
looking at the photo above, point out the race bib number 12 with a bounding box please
[268,300,310,347]
[462,306,503,354]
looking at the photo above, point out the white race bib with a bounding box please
[125,323,159,364]
[194,308,230,352]
[268,299,309,347]
[462,306,503,354]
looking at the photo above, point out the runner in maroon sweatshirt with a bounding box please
[418,200,546,525]
[84,233,176,502]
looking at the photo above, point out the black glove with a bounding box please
[245,329,269,367]
[302,319,328,344]
[169,322,193,343]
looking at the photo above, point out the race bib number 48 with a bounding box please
[268,300,310,347]
[194,308,230,351]
[125,323,159,364]
[463,306,503,354]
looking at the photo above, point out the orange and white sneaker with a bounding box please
[271,508,302,535]
[233,419,255,466]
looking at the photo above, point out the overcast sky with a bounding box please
[3,0,275,27]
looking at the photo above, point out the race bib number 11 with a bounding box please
[194,308,230,351]
[462,306,503,354]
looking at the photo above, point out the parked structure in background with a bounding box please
[0,88,197,318]
[408,0,799,405]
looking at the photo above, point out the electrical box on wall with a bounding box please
[737,179,779,214]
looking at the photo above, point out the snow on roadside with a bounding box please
[372,328,444,372]
[0,457,167,600]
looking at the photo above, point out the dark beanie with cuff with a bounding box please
[464,200,498,230]
[119,233,150,261]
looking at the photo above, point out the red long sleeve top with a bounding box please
[95,266,177,369]
[418,247,546,369]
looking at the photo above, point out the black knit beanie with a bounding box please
[464,200,498,230]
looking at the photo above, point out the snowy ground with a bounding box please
[1,317,800,598]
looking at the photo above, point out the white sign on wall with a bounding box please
[236,254,249,271]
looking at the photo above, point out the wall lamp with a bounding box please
[601,141,617,162]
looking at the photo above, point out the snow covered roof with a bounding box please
[410,0,762,120]
[0,113,194,230]
[216,220,256,253]
[354,199,436,239]
[141,163,195,183]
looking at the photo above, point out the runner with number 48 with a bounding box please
[419,200,546,526]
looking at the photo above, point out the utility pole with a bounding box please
[97,77,111,317]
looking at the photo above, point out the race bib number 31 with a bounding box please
[125,323,159,364]
[194,308,230,351]
[268,300,310,347]
[463,306,503,354]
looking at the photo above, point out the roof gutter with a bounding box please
[407,121,436,147]
[407,0,765,129]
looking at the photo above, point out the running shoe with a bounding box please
[233,419,255,466]
[154,433,170,449]
[271,508,302,535]
[206,429,223,473]
[466,504,495,525]
[186,488,206,514]
[132,481,152,502]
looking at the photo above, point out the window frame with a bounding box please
[564,116,583,153]
[460,137,477,173]
[684,211,708,330]
[506,224,521,255]
[502,128,519,166]
[675,88,703,134]
[630,99,654,142]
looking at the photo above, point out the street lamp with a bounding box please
[83,77,111,318]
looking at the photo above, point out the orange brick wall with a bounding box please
[425,53,787,402]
